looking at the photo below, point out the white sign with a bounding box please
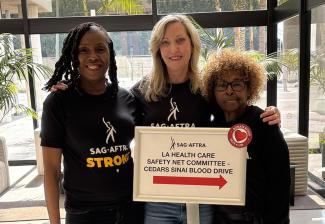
[133,127,247,205]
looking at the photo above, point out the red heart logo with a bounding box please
[234,130,247,142]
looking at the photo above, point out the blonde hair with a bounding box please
[202,48,266,105]
[140,14,202,101]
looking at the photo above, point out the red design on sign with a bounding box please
[234,130,247,142]
[228,123,252,148]
[153,175,227,189]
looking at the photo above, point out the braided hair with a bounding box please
[43,22,118,98]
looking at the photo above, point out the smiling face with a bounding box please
[214,70,249,121]
[78,27,109,84]
[159,21,192,78]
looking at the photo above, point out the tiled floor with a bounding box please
[0,210,324,223]
[1,221,51,224]
[0,220,65,224]
[290,210,325,224]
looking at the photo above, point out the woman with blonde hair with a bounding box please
[139,14,202,102]
[131,14,216,224]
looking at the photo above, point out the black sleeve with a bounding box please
[210,102,226,126]
[40,93,65,148]
[130,82,145,126]
[263,125,290,224]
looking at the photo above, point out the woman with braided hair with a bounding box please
[41,22,142,224]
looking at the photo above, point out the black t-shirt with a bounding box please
[131,80,213,127]
[214,106,290,224]
[41,86,137,210]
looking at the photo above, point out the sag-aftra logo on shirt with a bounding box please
[167,98,179,121]
[151,97,195,127]
[103,117,116,143]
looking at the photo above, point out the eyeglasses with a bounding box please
[215,80,247,92]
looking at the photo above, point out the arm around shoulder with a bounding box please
[261,106,281,126]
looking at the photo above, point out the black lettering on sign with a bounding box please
[213,168,234,174]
